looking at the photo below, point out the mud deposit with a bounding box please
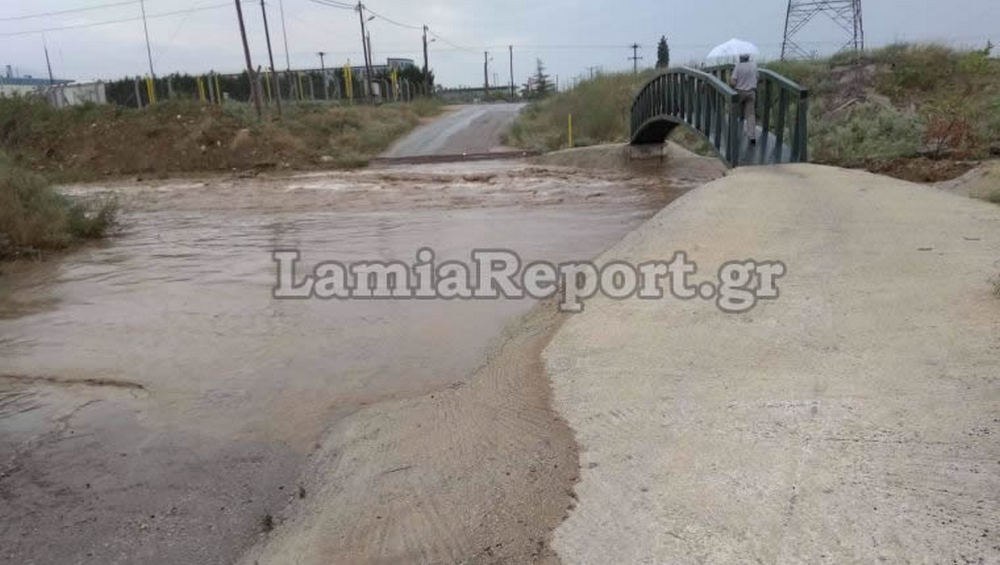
[0,162,715,563]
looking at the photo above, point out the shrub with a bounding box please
[810,102,923,165]
[0,153,117,255]
[507,71,653,151]
[871,43,961,98]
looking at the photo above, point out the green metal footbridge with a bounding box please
[630,65,809,167]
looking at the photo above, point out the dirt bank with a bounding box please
[0,98,441,182]
[241,301,577,564]
[935,159,1000,202]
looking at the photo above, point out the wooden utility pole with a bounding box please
[233,0,262,118]
[260,0,282,117]
[357,2,374,102]
[139,0,156,79]
[483,51,489,99]
[317,51,328,99]
[42,38,55,85]
[422,25,430,94]
[508,45,514,99]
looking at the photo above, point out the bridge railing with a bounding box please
[706,64,810,163]
[630,65,809,167]
[630,67,743,165]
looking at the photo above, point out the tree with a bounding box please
[530,58,552,99]
[656,36,670,69]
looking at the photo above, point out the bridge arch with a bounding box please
[630,65,809,167]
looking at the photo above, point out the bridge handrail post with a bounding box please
[775,89,788,156]
[761,80,772,144]
[795,89,809,162]
[727,92,740,167]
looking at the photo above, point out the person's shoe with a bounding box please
[749,138,757,145]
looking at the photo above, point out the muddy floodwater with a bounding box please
[0,162,698,564]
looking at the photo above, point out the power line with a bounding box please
[0,2,240,37]
[0,0,144,22]
[426,29,474,53]
[364,5,421,30]
[305,0,355,10]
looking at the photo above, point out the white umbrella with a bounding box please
[706,38,760,60]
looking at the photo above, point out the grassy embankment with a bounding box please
[507,44,1000,190]
[0,97,441,258]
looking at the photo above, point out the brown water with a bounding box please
[0,162,687,564]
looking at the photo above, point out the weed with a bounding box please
[0,152,118,256]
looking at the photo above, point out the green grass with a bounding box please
[0,153,117,257]
[809,102,924,165]
[506,71,654,151]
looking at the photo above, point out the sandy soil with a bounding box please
[935,159,1000,200]
[241,302,577,564]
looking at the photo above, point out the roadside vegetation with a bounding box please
[507,43,1000,185]
[0,153,117,259]
[0,96,441,182]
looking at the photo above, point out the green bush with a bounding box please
[0,153,117,255]
[810,102,923,165]
[871,43,961,98]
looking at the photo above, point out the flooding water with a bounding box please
[0,162,688,564]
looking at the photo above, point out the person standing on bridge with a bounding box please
[730,54,758,144]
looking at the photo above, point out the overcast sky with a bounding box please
[2,0,997,87]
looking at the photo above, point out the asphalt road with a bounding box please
[381,103,527,158]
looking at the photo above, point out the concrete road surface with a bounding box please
[545,164,1000,563]
[382,103,526,158]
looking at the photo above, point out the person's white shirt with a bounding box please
[732,60,759,91]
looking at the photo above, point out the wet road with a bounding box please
[381,104,526,158]
[0,163,684,564]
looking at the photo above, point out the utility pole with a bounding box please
[483,51,489,98]
[508,44,514,99]
[317,51,327,99]
[42,37,54,85]
[279,0,291,71]
[357,2,374,102]
[260,0,282,117]
[422,25,430,94]
[629,43,642,74]
[233,0,262,118]
[139,0,155,78]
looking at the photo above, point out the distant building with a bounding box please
[0,64,105,106]
[0,75,72,97]
[386,58,416,70]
